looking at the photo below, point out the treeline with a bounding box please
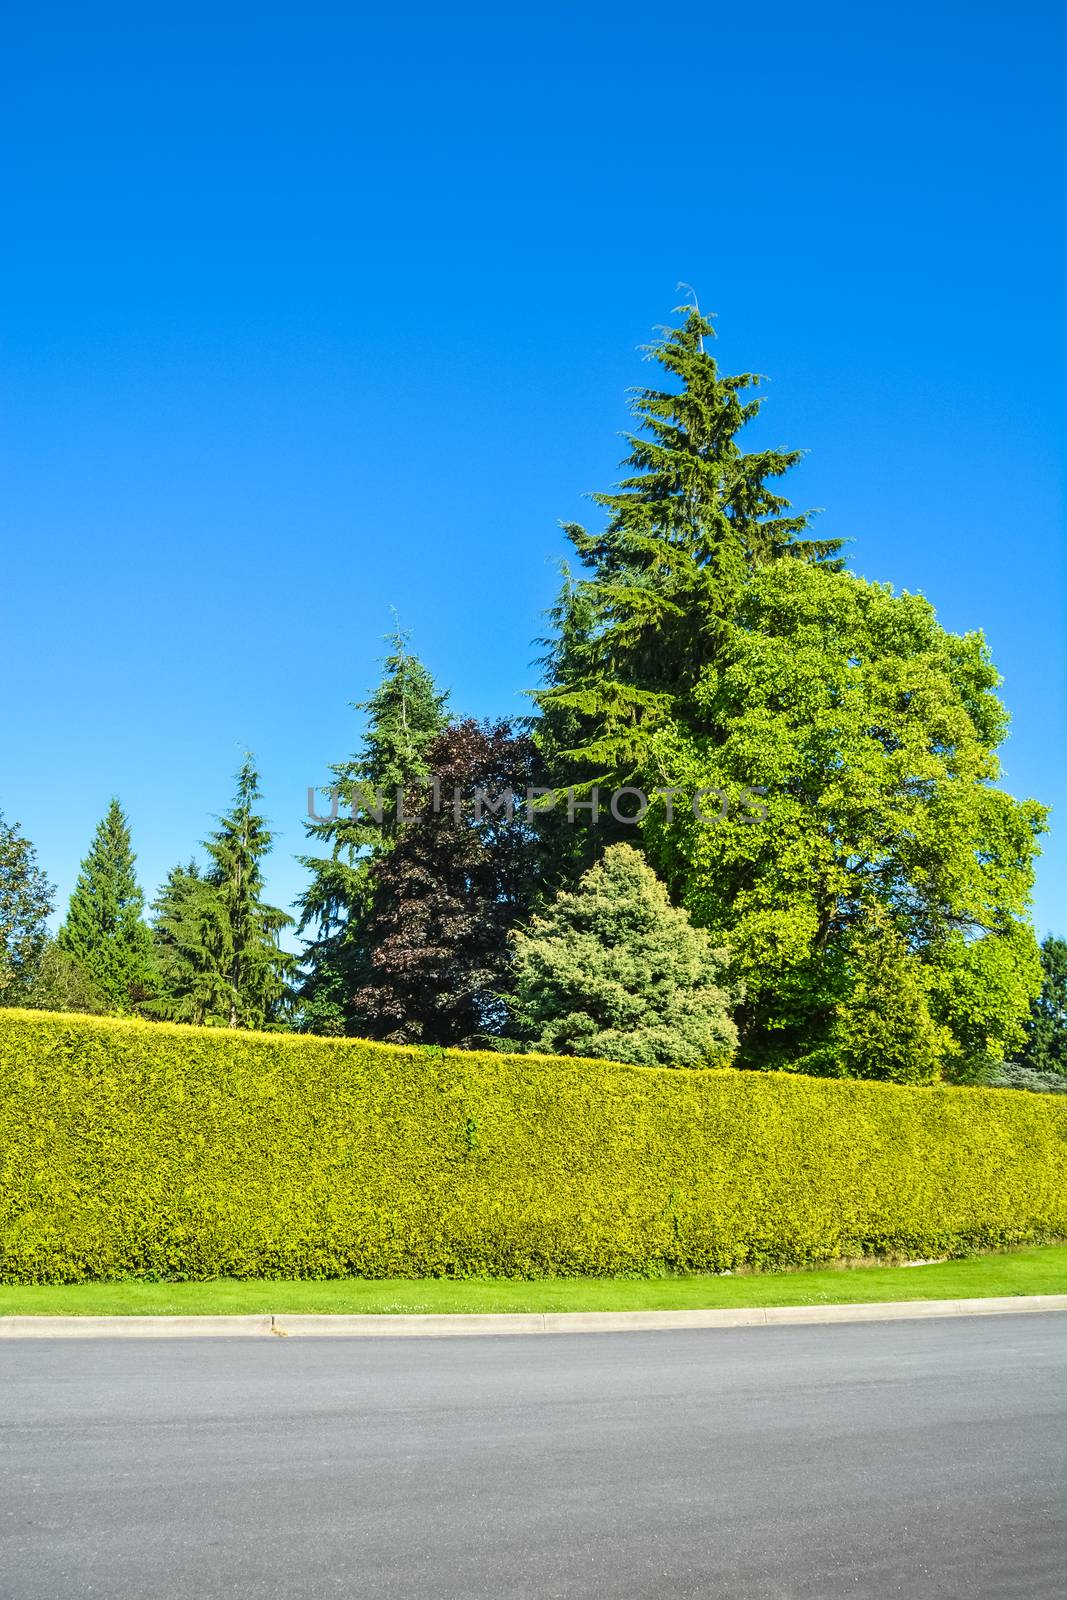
[2,305,1064,1090]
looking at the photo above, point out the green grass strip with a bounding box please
[1,1245,1065,1316]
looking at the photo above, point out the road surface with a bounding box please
[2,1314,1064,1598]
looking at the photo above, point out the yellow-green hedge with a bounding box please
[1,1008,1065,1283]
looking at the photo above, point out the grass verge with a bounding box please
[1,1246,1065,1316]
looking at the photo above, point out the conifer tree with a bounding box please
[149,861,219,1025]
[537,305,843,778]
[511,842,737,1067]
[201,757,296,1029]
[827,909,948,1084]
[58,800,156,1009]
[1015,935,1067,1078]
[297,630,449,1033]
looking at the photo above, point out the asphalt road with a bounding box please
[2,1315,1064,1599]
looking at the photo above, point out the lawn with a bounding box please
[1,1245,1065,1316]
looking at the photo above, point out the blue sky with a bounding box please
[2,1,1064,941]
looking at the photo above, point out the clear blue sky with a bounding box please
[2,1,1064,942]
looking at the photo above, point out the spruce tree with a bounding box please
[1015,935,1067,1078]
[58,800,156,1010]
[511,842,737,1068]
[149,861,219,1025]
[201,757,296,1029]
[297,630,449,1033]
[537,305,843,778]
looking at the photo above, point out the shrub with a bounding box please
[0,1007,1064,1283]
[986,1063,1067,1095]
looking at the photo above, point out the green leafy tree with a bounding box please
[201,758,297,1029]
[0,811,54,1002]
[536,304,843,780]
[23,940,106,1014]
[297,631,449,1033]
[511,842,737,1067]
[1014,935,1067,1077]
[58,800,156,1010]
[642,560,1046,1075]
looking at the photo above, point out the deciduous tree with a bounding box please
[351,719,542,1045]
[0,811,54,1002]
[642,560,1046,1075]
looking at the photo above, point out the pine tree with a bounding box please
[297,630,449,1033]
[511,843,737,1067]
[58,800,155,1010]
[537,305,844,778]
[0,811,55,1002]
[201,757,296,1029]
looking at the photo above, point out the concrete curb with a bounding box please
[1,1295,1065,1338]
[0,1315,274,1339]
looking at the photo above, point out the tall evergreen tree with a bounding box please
[537,304,844,778]
[1015,935,1067,1078]
[58,800,155,1010]
[297,631,449,1033]
[201,757,296,1029]
[149,861,219,1025]
[0,811,54,1002]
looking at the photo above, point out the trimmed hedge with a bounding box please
[1,1008,1065,1283]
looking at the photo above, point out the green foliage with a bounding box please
[826,911,947,1083]
[1,1009,1064,1284]
[149,862,220,1026]
[536,304,843,779]
[1016,935,1067,1077]
[21,941,106,1014]
[511,843,737,1067]
[297,630,449,1032]
[200,758,296,1029]
[986,1062,1067,1095]
[0,812,54,1002]
[641,560,1046,1074]
[57,799,156,1010]
[148,764,295,1029]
